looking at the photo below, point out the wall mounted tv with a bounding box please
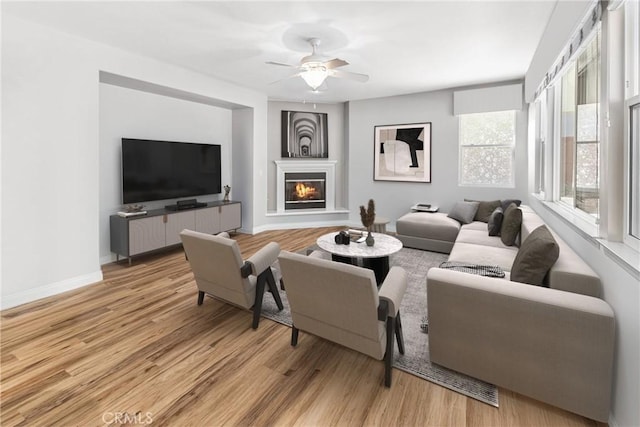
[122,138,222,204]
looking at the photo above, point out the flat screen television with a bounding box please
[122,138,222,204]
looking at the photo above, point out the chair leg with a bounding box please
[265,268,284,311]
[384,316,395,387]
[197,291,205,305]
[395,312,405,355]
[291,326,299,346]
[252,274,267,329]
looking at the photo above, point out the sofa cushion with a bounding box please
[455,228,512,249]
[396,212,460,241]
[448,242,519,272]
[500,203,522,246]
[465,199,501,223]
[448,201,479,224]
[460,221,487,231]
[511,225,560,286]
[488,207,504,236]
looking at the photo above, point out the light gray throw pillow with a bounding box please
[511,225,559,286]
[447,201,480,224]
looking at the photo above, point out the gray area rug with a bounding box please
[261,246,499,407]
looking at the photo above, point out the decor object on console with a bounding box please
[360,199,376,246]
[180,229,283,329]
[223,185,231,202]
[374,122,432,183]
[124,204,145,213]
[281,111,328,158]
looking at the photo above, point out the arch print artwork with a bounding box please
[281,111,329,158]
[374,122,432,183]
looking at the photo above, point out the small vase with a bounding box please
[366,228,375,246]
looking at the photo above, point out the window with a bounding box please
[629,99,640,240]
[624,0,640,249]
[458,110,516,187]
[534,97,547,195]
[556,30,601,219]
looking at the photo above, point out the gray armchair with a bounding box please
[277,250,407,386]
[180,229,283,329]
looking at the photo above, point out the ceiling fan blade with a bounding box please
[266,61,298,68]
[269,71,302,85]
[329,69,369,83]
[324,58,349,69]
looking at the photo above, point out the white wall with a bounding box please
[98,84,233,263]
[529,200,639,427]
[266,101,347,212]
[346,86,529,229]
[232,108,254,232]
[1,13,267,309]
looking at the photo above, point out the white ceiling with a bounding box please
[4,1,558,104]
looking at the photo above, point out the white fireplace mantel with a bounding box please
[275,160,337,213]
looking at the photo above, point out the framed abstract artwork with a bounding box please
[374,122,432,182]
[281,110,329,158]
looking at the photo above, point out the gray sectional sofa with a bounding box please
[403,204,614,422]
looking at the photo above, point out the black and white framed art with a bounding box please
[281,110,329,158]
[374,122,432,182]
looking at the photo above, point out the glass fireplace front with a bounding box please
[284,172,326,210]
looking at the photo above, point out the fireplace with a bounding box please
[285,172,326,210]
[275,160,337,213]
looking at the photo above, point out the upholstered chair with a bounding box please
[180,229,283,329]
[277,250,407,386]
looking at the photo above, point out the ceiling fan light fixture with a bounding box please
[301,63,328,90]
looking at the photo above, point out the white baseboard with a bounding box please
[608,413,619,427]
[251,220,361,234]
[1,270,103,310]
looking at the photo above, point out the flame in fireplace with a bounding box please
[295,182,318,199]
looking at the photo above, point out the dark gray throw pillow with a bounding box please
[500,203,522,246]
[511,225,560,286]
[447,201,480,224]
[487,207,504,236]
[465,199,501,223]
[501,199,522,211]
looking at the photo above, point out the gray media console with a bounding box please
[110,200,241,265]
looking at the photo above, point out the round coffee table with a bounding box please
[317,232,403,285]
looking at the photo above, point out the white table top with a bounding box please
[316,232,403,259]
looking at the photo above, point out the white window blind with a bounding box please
[453,83,523,115]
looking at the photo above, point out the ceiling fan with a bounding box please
[267,38,369,90]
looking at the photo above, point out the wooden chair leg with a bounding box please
[265,269,284,310]
[197,291,205,305]
[291,326,299,346]
[395,312,405,355]
[252,274,267,329]
[384,316,395,387]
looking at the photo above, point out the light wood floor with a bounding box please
[1,227,605,426]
